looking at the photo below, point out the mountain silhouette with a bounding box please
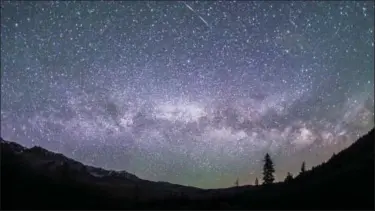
[1,128,373,209]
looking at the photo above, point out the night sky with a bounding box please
[1,1,374,188]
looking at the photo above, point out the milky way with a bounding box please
[1,1,374,188]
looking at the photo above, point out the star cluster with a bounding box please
[1,1,374,188]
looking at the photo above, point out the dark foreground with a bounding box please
[1,129,374,209]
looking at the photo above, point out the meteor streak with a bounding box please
[182,2,210,28]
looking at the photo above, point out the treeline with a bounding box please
[235,153,307,186]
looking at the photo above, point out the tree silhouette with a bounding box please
[300,161,306,174]
[234,178,239,187]
[284,172,293,182]
[255,177,259,186]
[262,153,275,185]
[331,152,336,159]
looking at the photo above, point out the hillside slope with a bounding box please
[229,128,374,209]
[0,138,204,209]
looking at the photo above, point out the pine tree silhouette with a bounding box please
[331,152,336,159]
[284,172,293,182]
[234,178,239,187]
[300,161,306,174]
[262,153,275,185]
[255,177,259,186]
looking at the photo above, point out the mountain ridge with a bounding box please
[1,128,374,209]
[0,137,202,191]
